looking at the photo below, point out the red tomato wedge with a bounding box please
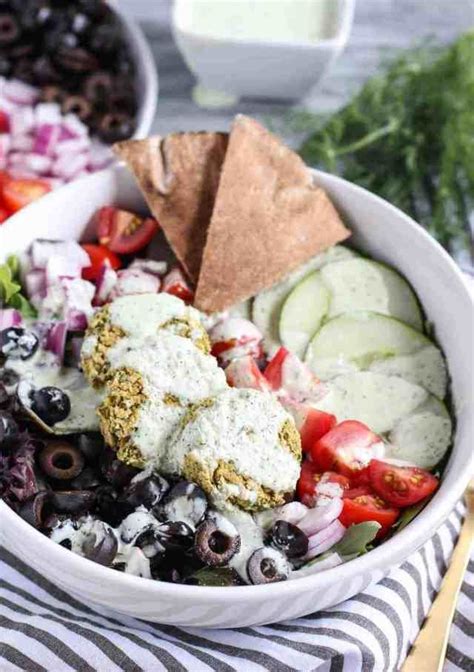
[81,244,122,282]
[94,206,159,254]
[298,407,337,453]
[0,204,11,223]
[161,266,194,304]
[225,355,270,392]
[297,460,350,505]
[310,420,383,478]
[369,460,439,508]
[0,110,9,133]
[2,177,51,213]
[263,346,288,389]
[339,493,400,536]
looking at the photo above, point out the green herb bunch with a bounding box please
[298,33,474,264]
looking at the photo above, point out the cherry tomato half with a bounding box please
[297,460,350,506]
[369,460,439,508]
[81,244,122,282]
[161,266,194,304]
[0,110,9,133]
[2,177,51,213]
[0,204,11,224]
[95,206,159,255]
[263,346,288,390]
[310,420,383,478]
[299,407,337,453]
[339,493,400,537]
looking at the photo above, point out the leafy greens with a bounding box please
[0,255,36,317]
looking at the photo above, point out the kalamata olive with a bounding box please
[18,491,51,529]
[97,111,133,143]
[0,13,19,45]
[122,473,169,510]
[134,528,163,559]
[194,515,240,567]
[39,441,84,480]
[247,547,291,585]
[70,467,101,490]
[61,94,91,120]
[269,520,309,558]
[12,58,35,84]
[82,526,118,566]
[101,449,139,488]
[32,55,61,84]
[30,387,71,425]
[94,485,133,527]
[9,41,35,60]
[150,554,182,583]
[0,383,9,408]
[55,46,98,73]
[52,490,95,515]
[83,70,112,101]
[155,521,194,553]
[0,368,18,393]
[119,510,155,544]
[0,54,11,77]
[155,480,207,529]
[1,327,39,360]
[77,433,104,464]
[89,21,121,54]
[0,410,19,449]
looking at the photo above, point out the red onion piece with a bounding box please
[45,320,68,362]
[4,80,39,105]
[52,152,88,180]
[61,114,88,138]
[297,498,343,536]
[9,107,35,136]
[25,269,47,299]
[305,520,346,560]
[34,124,61,156]
[0,308,23,329]
[94,260,117,305]
[66,309,88,331]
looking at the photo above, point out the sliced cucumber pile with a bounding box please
[306,312,447,397]
[314,372,429,434]
[279,273,330,358]
[252,245,357,354]
[387,397,452,469]
[320,259,423,331]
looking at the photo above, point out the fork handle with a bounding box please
[401,512,474,672]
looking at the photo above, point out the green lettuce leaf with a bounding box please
[333,522,381,560]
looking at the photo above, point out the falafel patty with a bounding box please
[97,331,227,469]
[165,388,302,511]
[81,293,210,388]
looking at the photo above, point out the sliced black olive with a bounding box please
[155,480,207,528]
[82,526,118,566]
[97,111,133,143]
[155,521,194,553]
[1,327,39,361]
[61,94,91,120]
[55,46,98,73]
[0,410,19,449]
[39,441,84,480]
[100,448,139,488]
[32,55,61,84]
[0,53,11,77]
[122,473,169,510]
[134,528,164,559]
[30,387,71,425]
[70,466,101,490]
[0,383,9,408]
[0,13,19,45]
[52,490,95,515]
[18,491,51,529]
[77,433,104,464]
[247,548,291,585]
[83,70,112,102]
[94,484,133,527]
[269,520,309,558]
[194,516,240,567]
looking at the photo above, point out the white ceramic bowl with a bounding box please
[114,3,159,138]
[0,165,472,628]
[172,0,355,102]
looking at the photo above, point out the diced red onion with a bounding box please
[55,136,90,157]
[4,79,39,105]
[9,107,35,136]
[0,133,10,167]
[129,258,168,276]
[66,309,88,331]
[31,240,90,271]
[46,256,83,284]
[52,152,88,180]
[94,260,117,305]
[7,168,38,180]
[297,498,343,536]
[10,151,52,174]
[10,134,34,152]
[35,103,62,127]
[0,96,17,115]
[61,113,88,138]
[25,269,47,298]
[0,308,22,329]
[34,123,61,156]
[305,520,346,560]
[45,320,67,362]
[70,335,84,368]
[109,269,160,299]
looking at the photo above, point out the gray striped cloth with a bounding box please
[0,500,472,672]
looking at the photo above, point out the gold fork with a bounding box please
[401,479,474,672]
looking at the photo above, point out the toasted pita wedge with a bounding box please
[195,115,350,313]
[114,132,228,283]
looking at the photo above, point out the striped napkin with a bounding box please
[0,501,471,672]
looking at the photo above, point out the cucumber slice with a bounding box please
[314,372,428,433]
[320,259,423,331]
[252,246,357,354]
[279,272,330,358]
[387,397,452,468]
[306,312,447,397]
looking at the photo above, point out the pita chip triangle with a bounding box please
[114,132,228,283]
[195,115,350,313]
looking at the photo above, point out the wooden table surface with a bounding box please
[122,0,473,136]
